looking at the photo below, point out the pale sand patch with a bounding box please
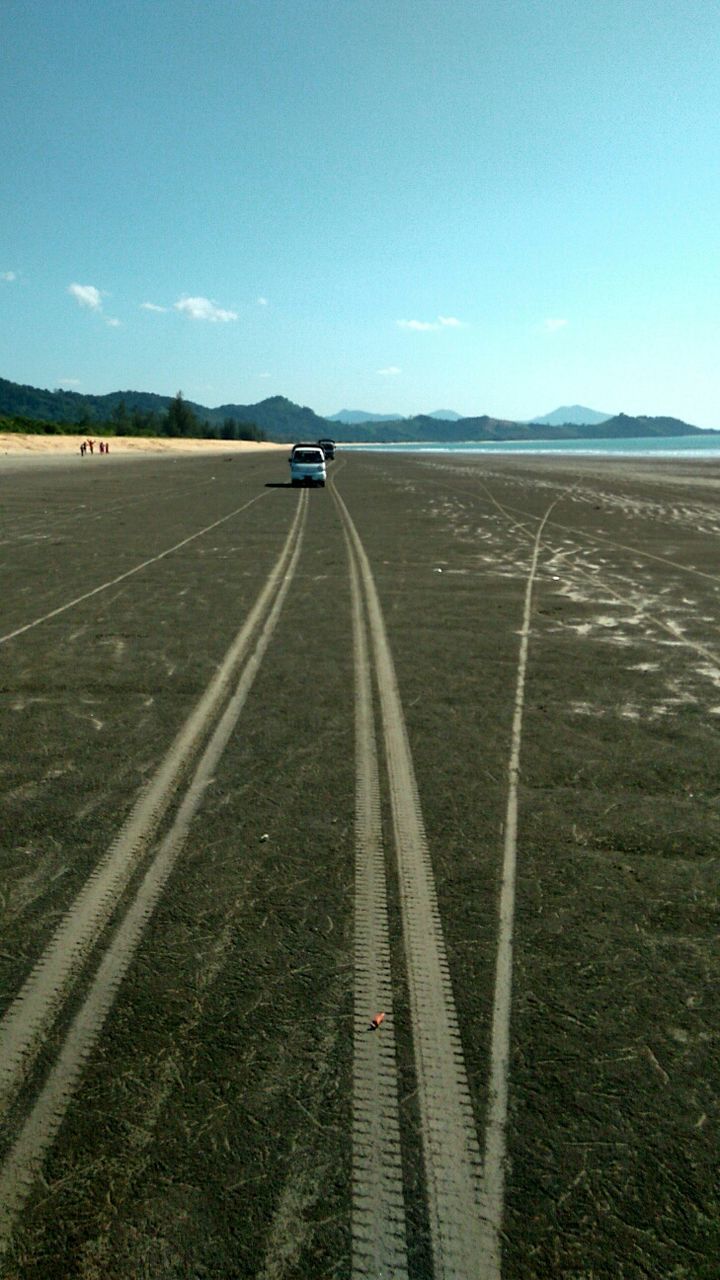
[0,433,286,458]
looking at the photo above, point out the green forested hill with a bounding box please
[0,378,173,423]
[0,379,325,441]
[0,376,713,443]
[211,395,327,439]
[325,411,712,443]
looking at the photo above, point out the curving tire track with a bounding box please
[425,467,720,589]
[0,493,307,1125]
[475,499,561,1279]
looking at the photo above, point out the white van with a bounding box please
[289,445,327,488]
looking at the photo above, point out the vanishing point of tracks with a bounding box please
[0,451,716,1278]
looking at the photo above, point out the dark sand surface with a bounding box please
[0,450,717,1277]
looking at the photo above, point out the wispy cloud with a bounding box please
[58,377,81,386]
[378,365,402,376]
[258,371,272,378]
[398,318,439,331]
[174,295,238,322]
[141,301,167,312]
[257,296,269,307]
[397,315,465,331]
[541,317,568,333]
[105,317,122,327]
[68,283,103,311]
[1,271,17,282]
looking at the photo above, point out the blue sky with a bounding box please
[2,0,719,424]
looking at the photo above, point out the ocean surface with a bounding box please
[340,434,720,459]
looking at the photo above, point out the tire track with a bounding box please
[342,521,409,1280]
[476,500,560,1279]
[334,482,485,1280]
[0,490,309,1252]
[0,476,230,549]
[0,492,306,1120]
[446,467,720,668]
[558,557,720,670]
[474,471,720,671]
[341,459,719,1277]
[470,481,720,1275]
[459,475,720,1273]
[0,490,268,646]
[425,467,720,588]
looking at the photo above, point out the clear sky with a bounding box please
[2,0,719,425]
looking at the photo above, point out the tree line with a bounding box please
[0,392,266,442]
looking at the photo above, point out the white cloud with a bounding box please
[141,301,167,312]
[69,283,103,310]
[1,271,17,282]
[257,296,269,307]
[398,318,440,331]
[258,371,272,378]
[174,295,238,322]
[378,366,402,376]
[397,315,465,331]
[542,317,568,333]
[58,377,81,386]
[105,317,121,327]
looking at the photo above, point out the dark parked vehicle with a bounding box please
[317,438,336,460]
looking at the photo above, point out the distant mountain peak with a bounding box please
[427,409,462,421]
[260,394,295,408]
[328,409,405,424]
[531,404,612,427]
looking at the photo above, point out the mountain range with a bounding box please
[333,406,604,426]
[0,376,712,444]
[322,412,710,444]
[329,408,463,424]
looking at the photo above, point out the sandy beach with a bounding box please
[0,433,287,461]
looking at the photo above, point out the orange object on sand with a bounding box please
[370,1012,386,1030]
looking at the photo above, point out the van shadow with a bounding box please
[264,481,295,488]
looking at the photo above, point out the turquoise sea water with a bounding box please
[341,434,720,459]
